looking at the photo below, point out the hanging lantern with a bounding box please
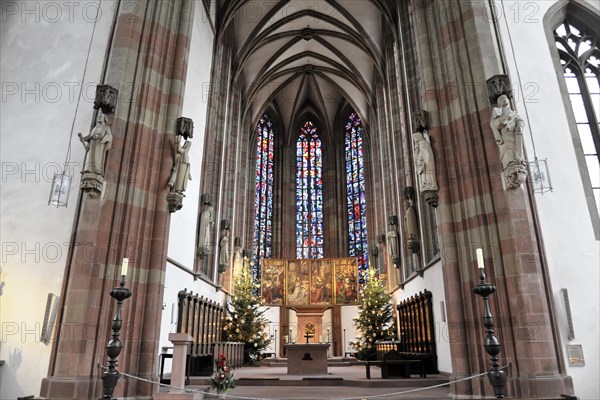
[48,173,71,207]
[529,158,553,194]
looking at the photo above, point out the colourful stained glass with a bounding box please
[296,121,324,259]
[253,114,274,282]
[345,112,369,283]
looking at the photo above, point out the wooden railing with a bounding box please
[212,341,244,369]
[159,291,245,383]
[177,289,224,376]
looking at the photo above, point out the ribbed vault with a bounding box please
[220,0,388,135]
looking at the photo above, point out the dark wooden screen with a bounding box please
[177,289,223,356]
[397,289,438,374]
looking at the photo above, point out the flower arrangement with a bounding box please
[209,354,235,394]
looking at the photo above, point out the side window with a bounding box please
[554,18,600,226]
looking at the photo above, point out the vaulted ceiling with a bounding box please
[218,0,392,139]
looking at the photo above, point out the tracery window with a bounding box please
[296,121,324,259]
[344,112,369,282]
[555,20,600,212]
[253,114,274,280]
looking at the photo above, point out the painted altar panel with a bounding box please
[310,259,333,304]
[261,259,286,305]
[334,258,358,304]
[287,259,310,306]
[260,258,357,306]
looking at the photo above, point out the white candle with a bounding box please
[121,258,129,276]
[476,248,484,269]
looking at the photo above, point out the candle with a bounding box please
[121,258,129,276]
[476,248,484,269]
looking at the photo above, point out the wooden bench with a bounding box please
[362,344,429,379]
[362,358,425,379]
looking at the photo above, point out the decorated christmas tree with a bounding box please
[222,257,271,364]
[350,267,397,360]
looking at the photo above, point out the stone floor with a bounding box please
[182,365,451,400]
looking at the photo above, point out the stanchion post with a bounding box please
[472,249,506,398]
[102,259,133,399]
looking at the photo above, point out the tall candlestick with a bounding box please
[476,248,484,269]
[121,258,129,276]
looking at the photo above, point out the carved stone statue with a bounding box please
[218,229,230,273]
[386,223,400,267]
[404,199,420,254]
[413,131,438,193]
[198,195,214,259]
[490,94,527,188]
[168,137,192,194]
[78,110,112,175]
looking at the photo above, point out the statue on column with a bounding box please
[413,131,439,206]
[78,110,113,197]
[168,136,192,194]
[490,94,528,189]
[167,117,194,212]
[198,194,214,259]
[412,110,438,207]
[404,199,420,254]
[386,216,401,268]
[218,228,230,273]
[79,110,113,174]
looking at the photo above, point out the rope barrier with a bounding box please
[99,364,510,400]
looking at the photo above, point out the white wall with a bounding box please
[391,260,451,373]
[158,2,223,373]
[263,307,280,354]
[496,1,600,398]
[340,305,359,355]
[0,2,116,398]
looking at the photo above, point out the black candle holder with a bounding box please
[101,275,132,399]
[472,267,506,398]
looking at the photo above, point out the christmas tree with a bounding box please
[350,267,396,360]
[222,257,271,364]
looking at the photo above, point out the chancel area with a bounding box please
[1,1,599,399]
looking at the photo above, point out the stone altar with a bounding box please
[284,343,330,375]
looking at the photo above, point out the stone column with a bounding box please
[40,1,195,399]
[408,0,573,398]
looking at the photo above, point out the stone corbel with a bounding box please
[176,117,194,140]
[486,74,512,105]
[413,110,429,133]
[94,85,118,114]
[166,192,184,213]
[80,172,104,198]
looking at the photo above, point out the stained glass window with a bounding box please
[344,112,369,283]
[296,121,324,259]
[253,114,274,281]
